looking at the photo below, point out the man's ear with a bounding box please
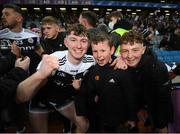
[142,46,146,54]
[55,25,60,32]
[64,37,68,48]
[111,46,115,55]
[83,19,88,28]
[16,14,23,23]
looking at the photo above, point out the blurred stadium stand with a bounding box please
[0,0,180,29]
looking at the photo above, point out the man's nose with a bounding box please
[97,51,102,58]
[76,41,83,48]
[127,51,133,58]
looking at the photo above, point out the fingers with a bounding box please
[125,121,136,129]
[72,78,82,90]
[42,55,59,69]
[22,56,30,62]
[115,64,128,70]
[114,56,128,70]
[38,55,60,78]
[15,56,30,70]
[16,56,30,63]
[110,59,117,67]
[11,41,17,47]
[11,41,22,58]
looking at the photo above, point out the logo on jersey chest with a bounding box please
[95,75,100,81]
[70,70,78,73]
[56,71,66,77]
[20,46,35,51]
[28,38,34,44]
[0,39,11,49]
[15,39,35,51]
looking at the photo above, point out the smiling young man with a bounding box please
[75,31,137,132]
[120,31,173,133]
[29,23,94,133]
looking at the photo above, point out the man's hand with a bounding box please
[110,55,128,70]
[125,120,136,129]
[37,55,59,79]
[15,56,30,71]
[72,78,81,90]
[158,127,168,133]
[11,41,22,58]
[35,45,44,57]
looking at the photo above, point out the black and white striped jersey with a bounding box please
[0,28,41,73]
[35,50,95,103]
[0,28,40,55]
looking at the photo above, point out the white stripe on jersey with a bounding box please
[0,28,39,40]
[51,50,95,75]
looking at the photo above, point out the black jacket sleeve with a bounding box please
[120,70,138,121]
[153,61,173,128]
[75,69,95,116]
[0,52,16,76]
[0,67,28,109]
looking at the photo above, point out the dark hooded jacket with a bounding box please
[128,48,173,128]
[0,52,28,109]
[75,59,137,127]
[41,32,67,54]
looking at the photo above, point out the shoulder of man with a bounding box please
[23,28,39,38]
[0,28,10,37]
[82,54,95,64]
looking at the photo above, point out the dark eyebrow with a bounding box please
[68,37,76,39]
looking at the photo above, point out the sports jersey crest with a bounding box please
[28,38,34,44]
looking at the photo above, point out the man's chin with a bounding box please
[74,55,84,60]
[128,63,137,68]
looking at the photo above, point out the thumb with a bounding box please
[110,58,117,67]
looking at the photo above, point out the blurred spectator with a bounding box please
[41,16,67,54]
[0,3,43,132]
[169,25,180,50]
[107,11,132,56]
[79,11,98,30]
[159,35,169,50]
[97,18,109,33]
[142,28,154,48]
[0,54,30,132]
[28,23,37,30]
[0,3,43,74]
[79,11,100,54]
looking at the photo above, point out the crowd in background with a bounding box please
[1,8,180,51]
[0,3,180,133]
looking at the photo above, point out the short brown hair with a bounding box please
[41,16,59,25]
[3,4,23,16]
[80,11,98,27]
[108,11,123,20]
[90,31,114,48]
[120,31,144,45]
[66,23,88,37]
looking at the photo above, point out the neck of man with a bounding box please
[52,32,59,39]
[10,24,23,32]
[67,53,82,65]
